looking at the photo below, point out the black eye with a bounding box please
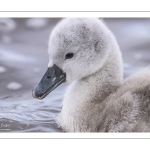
[65,53,74,60]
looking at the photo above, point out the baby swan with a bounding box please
[33,18,150,132]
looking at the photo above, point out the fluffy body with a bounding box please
[47,18,150,132]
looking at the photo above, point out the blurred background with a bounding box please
[0,18,150,132]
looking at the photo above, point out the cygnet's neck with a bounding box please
[58,46,123,132]
[83,47,123,102]
[67,46,123,102]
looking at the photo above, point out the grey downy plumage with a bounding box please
[33,18,150,132]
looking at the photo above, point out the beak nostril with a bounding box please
[47,76,51,78]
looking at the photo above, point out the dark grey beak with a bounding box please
[32,64,66,100]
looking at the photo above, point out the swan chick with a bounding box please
[33,18,150,132]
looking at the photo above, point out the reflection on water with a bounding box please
[0,66,6,73]
[7,82,22,90]
[0,46,37,63]
[0,18,150,132]
[0,84,66,132]
[0,18,16,33]
[0,18,17,44]
[26,18,49,30]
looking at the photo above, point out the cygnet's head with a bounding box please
[48,18,114,82]
[32,18,120,99]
